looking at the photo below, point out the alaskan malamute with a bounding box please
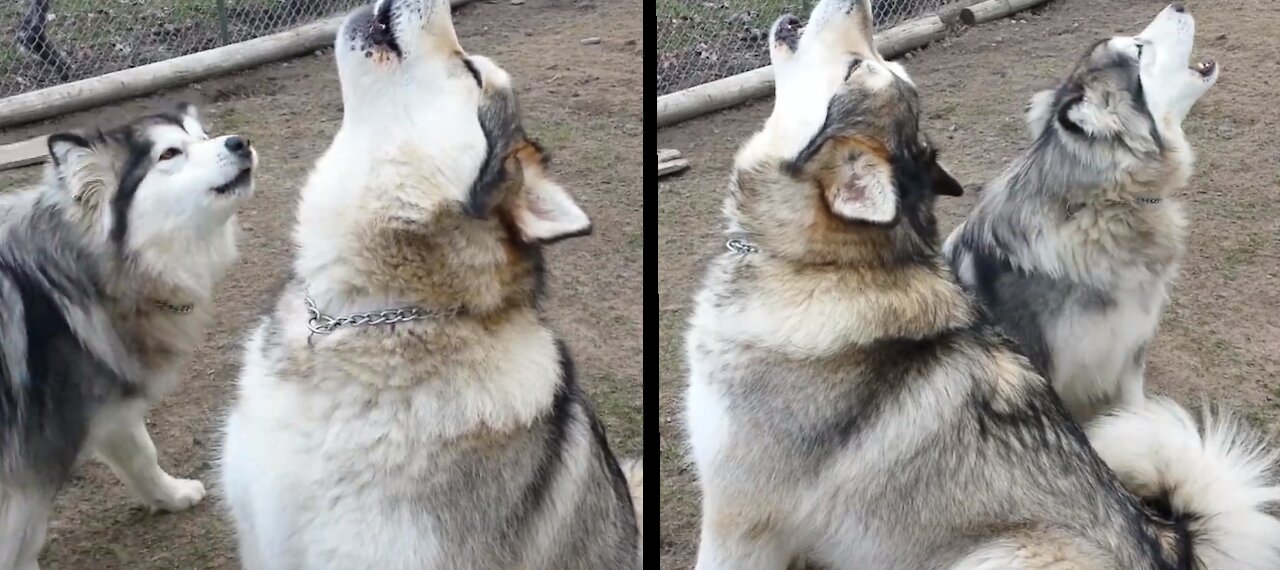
[0,104,256,569]
[684,1,1280,568]
[944,3,1217,422]
[218,0,641,568]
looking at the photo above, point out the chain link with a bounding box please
[152,299,195,314]
[305,296,459,335]
[725,237,760,254]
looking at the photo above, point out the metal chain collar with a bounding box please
[1066,196,1164,220]
[152,299,194,314]
[725,237,760,255]
[305,296,460,336]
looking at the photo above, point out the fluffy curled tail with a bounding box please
[1087,397,1280,570]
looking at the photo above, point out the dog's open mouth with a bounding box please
[774,15,804,52]
[369,0,402,57]
[1192,58,1216,79]
[212,168,253,195]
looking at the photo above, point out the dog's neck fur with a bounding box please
[704,161,972,358]
[727,156,939,269]
[294,132,540,321]
[964,126,1190,286]
[24,180,224,391]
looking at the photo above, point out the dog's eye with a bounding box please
[845,58,864,80]
[158,148,182,161]
[462,58,482,87]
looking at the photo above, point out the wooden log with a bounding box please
[0,135,48,171]
[0,0,475,129]
[657,148,682,162]
[961,0,1052,26]
[657,158,689,177]
[656,13,948,129]
[656,66,774,129]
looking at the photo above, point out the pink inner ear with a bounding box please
[827,156,897,224]
[842,184,867,202]
[513,178,591,243]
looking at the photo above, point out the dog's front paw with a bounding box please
[148,476,206,512]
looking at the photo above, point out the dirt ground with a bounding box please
[658,0,1280,566]
[0,0,642,567]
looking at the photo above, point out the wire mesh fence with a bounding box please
[0,0,366,99]
[657,0,954,96]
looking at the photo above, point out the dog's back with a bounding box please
[0,194,137,570]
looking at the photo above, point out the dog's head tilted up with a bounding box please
[44,103,256,293]
[300,0,589,315]
[730,0,962,266]
[1025,3,1217,178]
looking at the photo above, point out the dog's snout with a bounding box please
[225,136,252,159]
[1169,2,1185,13]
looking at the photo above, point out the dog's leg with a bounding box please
[90,401,205,512]
[0,488,53,570]
[693,509,792,570]
[1117,344,1149,411]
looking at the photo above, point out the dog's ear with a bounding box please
[508,141,591,244]
[512,171,591,244]
[47,132,92,169]
[172,101,207,138]
[823,143,898,224]
[795,135,898,225]
[47,132,112,203]
[930,159,964,197]
[1025,89,1057,140]
[1055,85,1126,138]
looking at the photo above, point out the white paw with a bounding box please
[147,476,206,512]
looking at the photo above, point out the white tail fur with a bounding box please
[1087,397,1280,569]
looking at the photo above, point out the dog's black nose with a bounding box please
[1170,2,1186,13]
[225,136,251,158]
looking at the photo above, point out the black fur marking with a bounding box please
[1055,90,1088,137]
[589,408,639,538]
[966,250,1054,376]
[959,244,1115,379]
[0,258,117,487]
[464,89,521,219]
[509,340,578,531]
[109,141,154,247]
[462,57,482,87]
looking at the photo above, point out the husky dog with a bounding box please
[0,104,256,569]
[684,1,1280,568]
[219,0,640,568]
[943,3,1218,423]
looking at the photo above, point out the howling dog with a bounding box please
[219,0,642,568]
[945,3,1219,423]
[684,0,1280,568]
[1,104,256,569]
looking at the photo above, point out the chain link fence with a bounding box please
[0,0,367,99]
[657,0,955,96]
